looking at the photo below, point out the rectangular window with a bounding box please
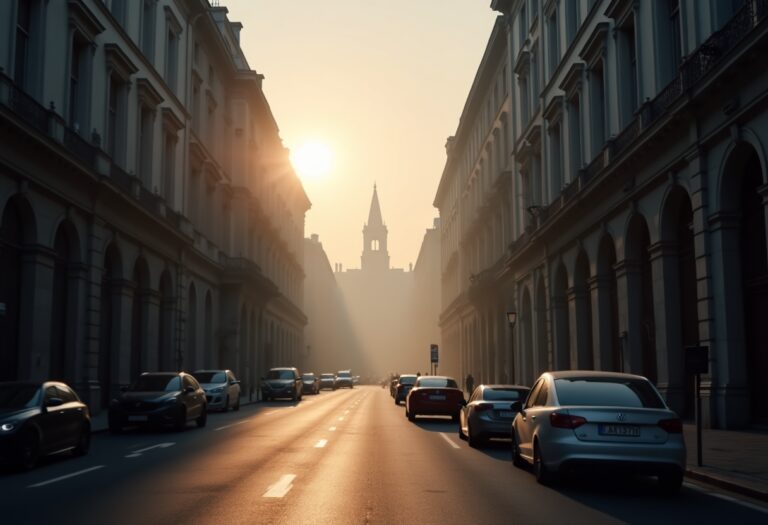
[107,79,120,160]
[591,64,605,157]
[568,95,582,176]
[548,122,562,201]
[15,0,32,88]
[142,0,156,61]
[667,0,682,75]
[618,18,638,125]
[138,107,154,187]
[518,3,527,48]
[165,27,178,92]
[566,0,579,46]
[163,132,176,202]
[547,10,559,79]
[68,37,87,129]
[110,0,126,26]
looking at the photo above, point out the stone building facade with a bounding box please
[435,0,768,429]
[0,0,309,410]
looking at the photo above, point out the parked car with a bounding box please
[335,370,354,389]
[108,372,207,433]
[261,368,303,401]
[301,373,320,395]
[394,374,417,405]
[405,376,464,422]
[389,376,400,397]
[0,381,91,469]
[511,371,686,493]
[192,369,241,411]
[319,373,337,391]
[458,384,529,448]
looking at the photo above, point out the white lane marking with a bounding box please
[344,410,350,415]
[263,474,296,498]
[684,483,768,514]
[28,466,105,488]
[439,433,461,449]
[265,411,278,416]
[315,439,328,448]
[214,418,251,431]
[338,417,345,421]
[125,442,175,458]
[329,426,336,432]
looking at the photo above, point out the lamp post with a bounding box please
[506,311,517,383]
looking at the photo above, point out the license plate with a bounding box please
[429,395,446,401]
[128,415,148,422]
[498,411,515,418]
[599,424,640,437]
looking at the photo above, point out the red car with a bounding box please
[405,376,464,422]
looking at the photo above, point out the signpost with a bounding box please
[430,344,439,376]
[685,345,709,467]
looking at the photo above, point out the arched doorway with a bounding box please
[99,244,121,408]
[0,198,33,381]
[573,250,594,370]
[520,287,533,384]
[552,263,570,370]
[204,291,213,368]
[626,215,657,383]
[50,223,79,383]
[186,282,197,372]
[158,270,174,371]
[596,234,620,371]
[131,259,150,380]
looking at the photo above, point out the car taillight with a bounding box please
[474,403,493,412]
[549,412,587,429]
[657,418,682,433]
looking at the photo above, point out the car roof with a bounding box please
[141,372,180,377]
[479,384,530,390]
[270,367,296,371]
[416,375,455,381]
[193,369,231,373]
[545,370,649,381]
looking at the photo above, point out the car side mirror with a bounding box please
[459,399,467,407]
[45,397,64,408]
[184,386,195,394]
[230,380,240,385]
[511,401,522,412]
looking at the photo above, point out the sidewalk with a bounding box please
[683,423,768,502]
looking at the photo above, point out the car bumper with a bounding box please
[302,385,316,393]
[206,395,227,409]
[471,417,515,438]
[335,381,353,388]
[109,405,181,426]
[262,388,295,398]
[0,434,24,465]
[542,436,686,475]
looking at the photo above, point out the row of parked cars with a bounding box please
[389,370,686,493]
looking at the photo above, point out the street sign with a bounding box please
[430,344,439,364]
[685,345,709,375]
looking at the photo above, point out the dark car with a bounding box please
[0,381,91,469]
[108,372,207,433]
[301,373,320,395]
[319,373,337,391]
[335,370,354,389]
[458,384,529,448]
[261,368,303,401]
[394,374,418,405]
[405,376,464,422]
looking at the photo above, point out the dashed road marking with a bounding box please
[338,417,345,421]
[263,474,296,498]
[439,433,461,449]
[214,418,251,431]
[684,483,768,514]
[315,439,328,448]
[125,442,175,458]
[28,466,105,488]
[329,426,336,431]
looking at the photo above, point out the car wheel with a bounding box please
[467,422,482,449]
[407,406,416,422]
[458,421,467,440]
[658,471,683,495]
[196,408,207,428]
[18,430,39,470]
[511,434,525,468]
[451,412,460,423]
[234,397,240,411]
[223,395,230,412]
[73,423,91,456]
[174,406,187,432]
[394,398,400,406]
[533,442,555,485]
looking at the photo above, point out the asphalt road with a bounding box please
[1,386,766,525]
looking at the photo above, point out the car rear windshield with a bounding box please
[130,375,182,392]
[302,374,315,380]
[194,372,226,383]
[0,384,41,409]
[398,376,417,385]
[554,377,665,408]
[267,370,295,380]
[417,378,458,388]
[484,388,528,401]
[337,372,351,378]
[321,374,334,379]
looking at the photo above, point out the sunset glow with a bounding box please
[291,141,333,181]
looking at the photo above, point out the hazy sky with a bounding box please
[223,0,498,270]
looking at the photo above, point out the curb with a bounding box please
[685,468,768,503]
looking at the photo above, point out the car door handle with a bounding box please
[531,415,537,420]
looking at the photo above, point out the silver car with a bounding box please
[193,370,241,412]
[511,371,686,493]
[458,384,529,448]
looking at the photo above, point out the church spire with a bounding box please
[367,183,384,227]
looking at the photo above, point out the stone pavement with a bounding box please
[88,402,768,501]
[683,423,768,502]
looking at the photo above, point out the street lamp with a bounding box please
[506,311,517,326]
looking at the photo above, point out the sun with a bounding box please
[290,141,333,181]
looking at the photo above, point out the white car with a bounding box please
[193,370,241,412]
[511,371,686,493]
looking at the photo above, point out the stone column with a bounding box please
[113,279,135,389]
[649,241,685,414]
[614,259,643,374]
[568,285,593,369]
[589,275,614,371]
[17,245,55,382]
[67,262,88,389]
[142,289,161,372]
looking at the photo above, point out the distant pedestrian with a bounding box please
[465,373,474,395]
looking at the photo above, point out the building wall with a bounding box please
[436,0,768,428]
[0,0,309,410]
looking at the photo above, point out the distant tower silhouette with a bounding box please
[361,184,390,272]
